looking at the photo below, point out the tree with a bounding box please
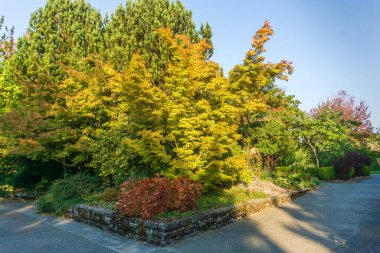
[11,0,104,85]
[300,110,348,168]
[0,0,106,173]
[228,21,295,169]
[103,0,213,84]
[311,90,373,140]
[252,106,302,169]
[199,22,213,60]
[0,16,19,113]
[0,16,15,61]
[90,29,248,190]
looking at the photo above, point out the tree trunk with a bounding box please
[307,139,319,168]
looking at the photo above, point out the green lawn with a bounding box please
[370,171,380,174]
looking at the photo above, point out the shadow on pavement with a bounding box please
[169,175,380,253]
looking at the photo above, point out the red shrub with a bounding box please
[116,176,201,219]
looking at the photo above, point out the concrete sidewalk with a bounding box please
[1,175,379,253]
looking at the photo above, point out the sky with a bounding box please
[1,0,379,129]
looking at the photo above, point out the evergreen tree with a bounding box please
[199,22,213,60]
[104,0,213,84]
[11,0,104,85]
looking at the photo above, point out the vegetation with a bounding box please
[274,167,320,190]
[0,0,378,218]
[116,176,201,219]
[37,173,101,215]
[363,166,370,176]
[316,167,336,181]
[332,151,371,180]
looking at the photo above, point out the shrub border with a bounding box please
[70,188,312,246]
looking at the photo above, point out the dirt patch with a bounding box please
[249,177,290,196]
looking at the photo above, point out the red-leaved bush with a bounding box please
[116,176,202,219]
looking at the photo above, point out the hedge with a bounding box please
[306,167,335,181]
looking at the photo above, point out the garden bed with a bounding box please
[70,188,312,246]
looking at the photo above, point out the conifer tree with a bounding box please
[104,0,213,84]
[199,22,213,60]
[11,0,104,85]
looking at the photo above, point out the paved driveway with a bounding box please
[170,175,380,253]
[1,175,379,253]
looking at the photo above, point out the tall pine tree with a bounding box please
[104,0,213,84]
[11,0,104,85]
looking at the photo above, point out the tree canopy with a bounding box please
[0,0,376,193]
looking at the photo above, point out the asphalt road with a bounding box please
[170,175,380,253]
[1,175,379,253]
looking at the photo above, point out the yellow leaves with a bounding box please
[222,154,251,183]
[156,27,178,53]
[228,21,294,132]
[246,49,257,59]
[275,60,294,81]
[195,99,211,114]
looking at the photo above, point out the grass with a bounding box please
[370,170,380,174]
[157,186,268,219]
[197,186,268,210]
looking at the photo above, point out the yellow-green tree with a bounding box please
[228,21,294,168]
[90,29,249,190]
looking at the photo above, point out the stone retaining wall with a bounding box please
[0,191,43,200]
[70,189,311,246]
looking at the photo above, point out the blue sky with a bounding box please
[1,0,379,129]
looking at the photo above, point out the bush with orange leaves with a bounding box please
[116,176,202,219]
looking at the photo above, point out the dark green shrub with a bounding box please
[310,176,321,186]
[363,165,370,176]
[37,173,101,215]
[306,167,318,177]
[318,167,336,180]
[349,167,355,178]
[274,168,319,190]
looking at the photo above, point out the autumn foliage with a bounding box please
[0,0,377,207]
[116,176,201,219]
